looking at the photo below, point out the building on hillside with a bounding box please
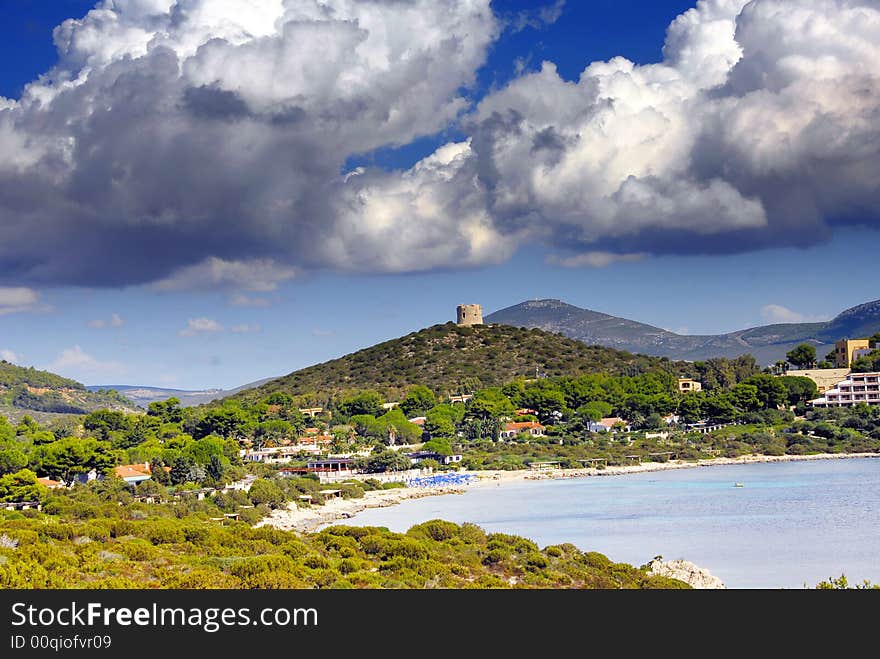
[678,378,702,393]
[810,372,880,407]
[37,477,64,490]
[74,469,100,485]
[114,463,153,485]
[298,407,324,418]
[780,368,852,394]
[382,402,400,410]
[515,408,538,416]
[456,304,483,326]
[588,417,633,433]
[834,339,871,368]
[408,416,426,426]
[405,451,463,466]
[245,447,321,463]
[499,421,545,439]
[449,394,473,404]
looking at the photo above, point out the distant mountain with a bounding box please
[0,361,137,419]
[87,377,277,407]
[485,298,880,365]
[224,322,690,406]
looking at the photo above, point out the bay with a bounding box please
[342,458,880,588]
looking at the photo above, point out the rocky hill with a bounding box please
[485,298,880,364]
[227,322,688,404]
[0,360,136,419]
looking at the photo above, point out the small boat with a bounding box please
[734,482,745,488]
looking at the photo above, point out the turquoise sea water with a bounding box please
[343,458,880,588]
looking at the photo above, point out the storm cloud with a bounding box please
[0,0,878,287]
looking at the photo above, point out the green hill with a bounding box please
[0,360,137,418]
[228,322,686,404]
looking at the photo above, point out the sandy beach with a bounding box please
[257,452,880,533]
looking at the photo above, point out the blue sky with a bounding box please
[0,1,877,389]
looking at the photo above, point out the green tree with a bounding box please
[521,382,567,423]
[147,397,184,423]
[779,376,819,406]
[0,446,28,476]
[338,391,385,418]
[851,350,880,373]
[424,404,463,439]
[399,386,437,418]
[150,458,171,485]
[195,407,252,440]
[677,395,704,424]
[349,414,381,439]
[576,401,613,422]
[206,454,226,483]
[786,344,817,369]
[0,468,47,502]
[422,438,453,456]
[377,409,423,445]
[170,456,194,485]
[83,409,130,441]
[254,420,294,447]
[360,449,413,473]
[36,437,117,485]
[248,478,286,508]
[467,388,514,420]
[744,375,788,410]
[730,384,761,412]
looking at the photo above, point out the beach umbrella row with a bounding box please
[408,473,477,488]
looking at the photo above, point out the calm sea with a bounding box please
[342,458,880,588]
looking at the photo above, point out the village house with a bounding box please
[587,417,632,433]
[499,421,545,439]
[404,451,463,466]
[114,463,153,485]
[678,378,702,393]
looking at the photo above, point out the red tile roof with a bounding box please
[503,421,544,432]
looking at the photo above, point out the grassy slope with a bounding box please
[227,322,685,404]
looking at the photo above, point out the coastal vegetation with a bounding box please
[0,507,688,589]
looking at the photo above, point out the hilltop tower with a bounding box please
[457,304,483,326]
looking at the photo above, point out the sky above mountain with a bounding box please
[0,0,878,389]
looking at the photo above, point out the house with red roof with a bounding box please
[499,421,545,440]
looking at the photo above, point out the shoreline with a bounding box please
[257,451,880,533]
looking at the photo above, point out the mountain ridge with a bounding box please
[86,377,277,407]
[485,298,880,364]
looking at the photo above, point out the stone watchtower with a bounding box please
[456,304,483,326]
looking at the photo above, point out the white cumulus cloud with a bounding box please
[152,257,297,292]
[547,251,646,268]
[761,304,829,324]
[0,0,878,283]
[88,313,124,329]
[230,324,261,334]
[179,317,224,337]
[0,287,46,315]
[48,345,124,375]
[0,349,20,363]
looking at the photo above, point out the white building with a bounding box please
[811,372,880,407]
